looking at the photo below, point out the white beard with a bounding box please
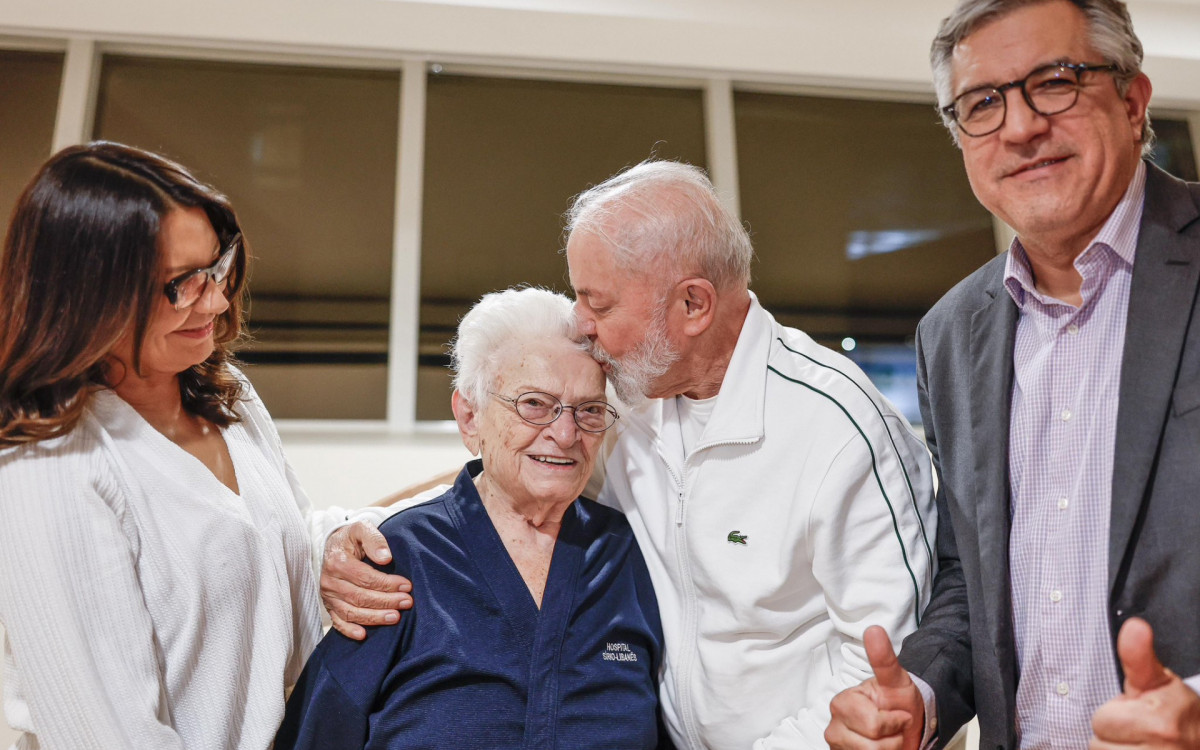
[586,312,679,406]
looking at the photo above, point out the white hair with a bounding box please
[450,286,582,408]
[564,160,753,293]
[930,0,1153,152]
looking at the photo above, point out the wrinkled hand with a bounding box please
[826,626,925,750]
[320,521,413,640]
[1091,618,1200,749]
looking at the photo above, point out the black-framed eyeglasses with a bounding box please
[163,233,241,311]
[491,391,619,433]
[942,61,1120,137]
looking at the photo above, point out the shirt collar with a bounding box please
[1003,159,1146,307]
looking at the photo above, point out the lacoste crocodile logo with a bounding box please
[727,530,748,546]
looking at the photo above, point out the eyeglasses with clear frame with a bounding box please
[490,391,619,433]
[942,61,1120,137]
[163,232,241,311]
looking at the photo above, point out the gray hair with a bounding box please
[564,160,753,293]
[450,286,582,409]
[930,0,1153,151]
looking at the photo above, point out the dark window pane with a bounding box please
[0,50,63,224]
[736,91,997,425]
[94,56,400,419]
[1149,118,1198,182]
[419,73,707,420]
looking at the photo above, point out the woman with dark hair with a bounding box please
[0,142,337,748]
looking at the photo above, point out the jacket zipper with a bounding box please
[667,437,758,749]
[662,456,705,749]
[657,429,758,744]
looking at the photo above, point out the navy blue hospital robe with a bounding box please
[275,460,669,749]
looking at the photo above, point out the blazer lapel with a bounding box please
[1110,165,1200,594]
[969,276,1020,666]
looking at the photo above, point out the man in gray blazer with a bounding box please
[826,1,1200,749]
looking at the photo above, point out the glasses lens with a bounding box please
[955,88,1005,136]
[173,272,209,310]
[213,239,239,284]
[515,392,560,425]
[574,401,615,432]
[1026,65,1080,115]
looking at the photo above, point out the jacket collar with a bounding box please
[1109,160,1200,594]
[625,293,768,463]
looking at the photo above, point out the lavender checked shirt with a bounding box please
[1002,162,1145,749]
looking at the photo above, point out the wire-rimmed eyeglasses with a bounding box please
[491,391,619,433]
[163,233,242,311]
[942,61,1120,137]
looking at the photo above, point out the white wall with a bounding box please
[2,0,1200,105]
[279,426,471,506]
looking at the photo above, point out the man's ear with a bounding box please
[451,390,481,456]
[674,277,717,337]
[1124,72,1153,144]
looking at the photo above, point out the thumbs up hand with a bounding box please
[826,626,925,750]
[1090,618,1200,749]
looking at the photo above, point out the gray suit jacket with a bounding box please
[897,162,1200,750]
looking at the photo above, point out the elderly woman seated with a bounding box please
[275,287,668,749]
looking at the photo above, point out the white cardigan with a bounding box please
[0,379,367,749]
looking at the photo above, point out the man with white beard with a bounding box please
[322,161,938,749]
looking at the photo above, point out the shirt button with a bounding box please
[1057,682,1070,696]
[1067,324,1080,336]
[1058,496,1069,510]
[1050,589,1063,603]
[1061,409,1072,421]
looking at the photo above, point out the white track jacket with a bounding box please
[594,297,936,749]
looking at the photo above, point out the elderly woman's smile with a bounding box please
[530,455,573,464]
